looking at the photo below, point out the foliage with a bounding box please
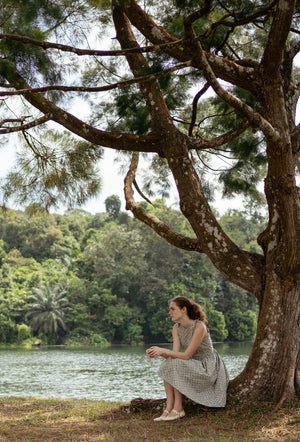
[16,323,33,346]
[206,308,228,342]
[105,194,121,219]
[0,202,261,345]
[25,281,69,339]
[225,308,257,341]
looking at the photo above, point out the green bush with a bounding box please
[17,324,32,344]
[0,313,17,343]
[225,308,257,341]
[64,330,109,347]
[207,309,228,342]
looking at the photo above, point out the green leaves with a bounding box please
[25,281,69,335]
[0,200,263,345]
[2,130,103,209]
[0,0,71,84]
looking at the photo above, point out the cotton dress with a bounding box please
[158,320,229,407]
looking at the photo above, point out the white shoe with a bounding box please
[153,410,170,421]
[161,409,185,421]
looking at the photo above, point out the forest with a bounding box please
[0,196,264,347]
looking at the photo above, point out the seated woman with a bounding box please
[146,296,229,421]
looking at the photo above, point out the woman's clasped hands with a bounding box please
[146,346,164,358]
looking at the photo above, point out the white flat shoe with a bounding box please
[161,409,185,421]
[153,410,170,421]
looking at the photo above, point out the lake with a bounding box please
[0,342,252,402]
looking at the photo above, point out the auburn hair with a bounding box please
[169,296,207,322]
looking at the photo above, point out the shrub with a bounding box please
[17,324,32,344]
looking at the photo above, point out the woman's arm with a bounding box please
[146,324,180,359]
[146,322,207,360]
[172,324,181,352]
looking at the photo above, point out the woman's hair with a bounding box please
[169,296,207,322]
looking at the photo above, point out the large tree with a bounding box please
[0,0,300,405]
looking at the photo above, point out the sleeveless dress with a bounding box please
[158,320,229,407]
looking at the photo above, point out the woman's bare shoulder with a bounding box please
[195,320,208,335]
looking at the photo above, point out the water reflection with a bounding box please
[0,342,252,401]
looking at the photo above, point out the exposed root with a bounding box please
[122,397,214,414]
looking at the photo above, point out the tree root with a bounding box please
[120,397,220,415]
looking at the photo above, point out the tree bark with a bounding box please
[230,276,300,405]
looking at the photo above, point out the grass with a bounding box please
[0,396,300,441]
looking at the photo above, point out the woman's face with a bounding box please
[169,301,185,322]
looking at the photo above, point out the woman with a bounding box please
[146,296,229,421]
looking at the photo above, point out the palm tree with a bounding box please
[25,282,69,337]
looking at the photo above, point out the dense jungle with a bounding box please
[0,197,263,347]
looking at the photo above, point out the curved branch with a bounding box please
[261,0,296,76]
[189,119,250,150]
[133,179,152,205]
[209,0,279,29]
[124,152,203,252]
[183,21,280,143]
[112,4,173,132]
[0,32,184,57]
[0,59,159,153]
[0,114,51,134]
[184,0,213,26]
[122,0,258,92]
[0,61,191,96]
[188,83,210,137]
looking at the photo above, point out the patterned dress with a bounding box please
[158,320,229,407]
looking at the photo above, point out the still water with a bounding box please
[0,342,252,402]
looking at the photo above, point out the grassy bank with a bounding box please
[0,396,299,441]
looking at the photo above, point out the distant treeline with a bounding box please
[0,198,266,347]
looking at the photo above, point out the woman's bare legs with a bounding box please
[154,381,184,421]
[164,380,175,411]
[164,381,183,411]
[173,387,183,412]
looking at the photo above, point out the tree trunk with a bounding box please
[230,275,300,405]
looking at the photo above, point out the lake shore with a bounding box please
[0,396,299,441]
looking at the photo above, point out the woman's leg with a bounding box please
[154,380,175,420]
[164,380,175,411]
[173,387,183,412]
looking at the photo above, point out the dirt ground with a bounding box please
[1,396,300,441]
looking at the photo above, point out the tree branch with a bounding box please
[188,83,210,136]
[184,0,213,26]
[0,32,183,57]
[0,59,159,153]
[112,4,174,133]
[261,0,296,76]
[189,119,250,151]
[133,179,152,205]
[0,61,191,96]
[0,114,51,134]
[207,0,279,30]
[0,116,30,126]
[183,20,280,143]
[122,1,259,95]
[124,152,203,252]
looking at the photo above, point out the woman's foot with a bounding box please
[161,409,185,421]
[153,410,170,421]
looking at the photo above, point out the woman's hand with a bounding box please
[146,346,166,358]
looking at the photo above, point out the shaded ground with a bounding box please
[0,396,300,441]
